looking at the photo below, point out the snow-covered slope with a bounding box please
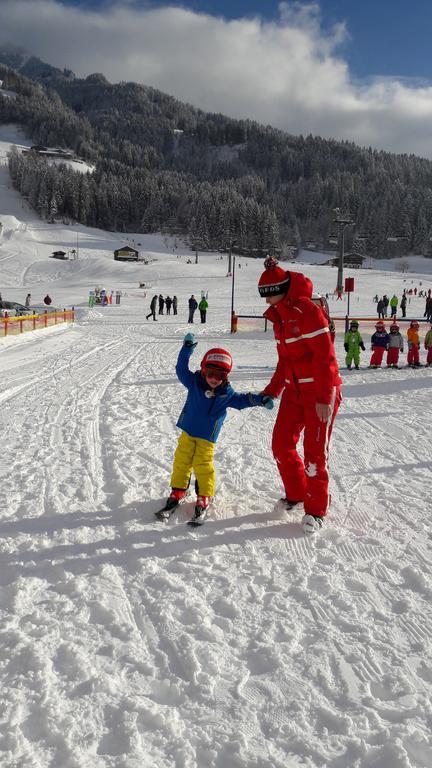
[1,128,432,768]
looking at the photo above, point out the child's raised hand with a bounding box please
[184,332,197,348]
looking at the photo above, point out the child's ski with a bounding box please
[154,498,182,521]
[187,504,210,527]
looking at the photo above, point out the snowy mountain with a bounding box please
[3,51,432,258]
[1,124,432,768]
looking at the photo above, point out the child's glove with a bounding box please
[261,395,274,410]
[183,332,197,348]
[344,343,349,352]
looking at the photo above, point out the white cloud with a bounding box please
[2,0,432,157]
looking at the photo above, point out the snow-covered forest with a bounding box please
[3,57,432,259]
[1,125,432,767]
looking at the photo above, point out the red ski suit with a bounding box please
[263,273,342,517]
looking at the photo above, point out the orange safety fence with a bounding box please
[0,309,75,338]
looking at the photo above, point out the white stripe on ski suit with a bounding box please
[284,326,329,344]
[284,378,314,384]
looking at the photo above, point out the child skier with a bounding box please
[369,321,389,368]
[407,320,421,367]
[344,320,365,369]
[386,322,404,368]
[156,334,274,525]
[424,323,432,366]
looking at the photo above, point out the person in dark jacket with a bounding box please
[172,296,178,315]
[424,295,432,322]
[400,293,407,318]
[188,295,198,323]
[369,321,390,368]
[165,296,173,315]
[161,336,273,523]
[146,295,158,321]
[377,298,385,319]
[43,294,52,305]
[158,294,165,315]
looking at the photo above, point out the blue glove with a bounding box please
[184,332,197,348]
[261,395,274,410]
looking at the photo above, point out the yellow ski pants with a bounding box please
[170,431,216,496]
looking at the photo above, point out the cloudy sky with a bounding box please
[2,0,432,158]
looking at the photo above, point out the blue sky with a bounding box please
[3,0,432,157]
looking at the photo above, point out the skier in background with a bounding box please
[407,320,421,367]
[424,323,432,366]
[377,297,385,319]
[188,295,198,323]
[25,293,31,308]
[165,296,173,315]
[146,295,158,321]
[369,321,389,368]
[400,293,407,318]
[157,335,273,525]
[172,295,178,315]
[389,294,398,318]
[258,257,341,535]
[344,320,365,369]
[386,322,404,368]
[199,296,208,323]
[158,294,165,315]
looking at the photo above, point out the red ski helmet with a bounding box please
[258,256,291,297]
[201,348,233,375]
[410,320,419,328]
[375,321,386,330]
[390,323,399,332]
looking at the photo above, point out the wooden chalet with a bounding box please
[114,245,140,261]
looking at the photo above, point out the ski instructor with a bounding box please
[258,257,342,534]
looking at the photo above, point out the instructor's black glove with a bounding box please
[344,343,349,352]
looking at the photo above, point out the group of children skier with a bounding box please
[344,318,432,369]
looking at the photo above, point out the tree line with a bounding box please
[2,61,432,257]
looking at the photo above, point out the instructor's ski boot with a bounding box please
[280,498,303,511]
[302,514,324,535]
[188,495,212,526]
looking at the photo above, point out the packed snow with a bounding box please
[1,125,432,768]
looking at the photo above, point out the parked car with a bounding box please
[0,301,62,316]
[0,301,32,316]
[29,304,62,315]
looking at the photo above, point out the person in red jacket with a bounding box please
[258,257,342,535]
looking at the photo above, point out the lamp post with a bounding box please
[333,209,354,293]
[230,254,236,318]
[227,238,236,275]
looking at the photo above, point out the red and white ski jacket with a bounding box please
[262,272,341,405]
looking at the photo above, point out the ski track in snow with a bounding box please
[1,131,432,767]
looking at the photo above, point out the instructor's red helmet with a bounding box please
[201,348,233,376]
[258,256,291,297]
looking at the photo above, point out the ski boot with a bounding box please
[155,489,186,521]
[188,495,212,526]
[302,514,324,535]
[279,497,303,511]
